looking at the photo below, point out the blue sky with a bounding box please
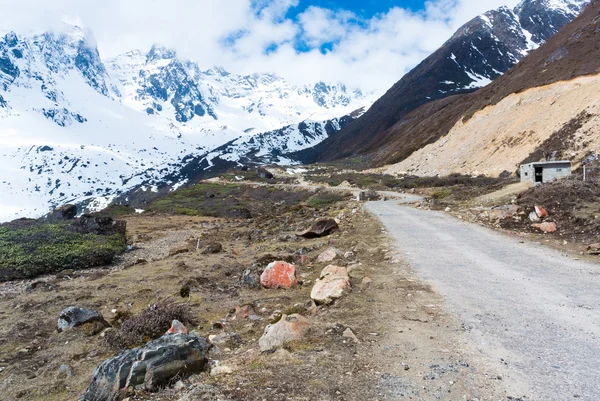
[287,0,427,19]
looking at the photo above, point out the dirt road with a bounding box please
[366,201,600,401]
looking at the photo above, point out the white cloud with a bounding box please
[0,0,520,94]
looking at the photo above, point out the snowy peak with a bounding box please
[300,0,590,164]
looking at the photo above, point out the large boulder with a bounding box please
[260,261,298,289]
[259,314,311,352]
[83,333,211,401]
[311,265,351,305]
[256,168,274,179]
[297,218,339,239]
[57,307,109,332]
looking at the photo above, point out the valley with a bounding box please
[1,0,600,400]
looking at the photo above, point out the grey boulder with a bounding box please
[82,333,211,401]
[57,306,110,332]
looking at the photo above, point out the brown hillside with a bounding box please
[370,0,600,167]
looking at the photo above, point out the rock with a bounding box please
[260,261,298,289]
[166,320,188,335]
[259,314,311,352]
[311,265,351,305]
[240,268,260,288]
[231,304,256,320]
[343,251,355,260]
[489,204,520,220]
[178,384,231,401]
[210,361,234,376]
[535,205,549,218]
[357,191,380,202]
[317,247,341,263]
[361,277,373,286]
[58,307,110,332]
[202,243,223,254]
[499,170,512,179]
[529,211,541,223]
[72,215,126,236]
[297,218,339,239]
[342,328,360,343]
[208,332,242,348]
[320,264,348,279]
[445,207,451,212]
[58,364,75,377]
[48,204,77,221]
[169,246,190,256]
[532,222,557,233]
[83,333,211,401]
[586,243,600,255]
[257,168,274,179]
[295,254,310,265]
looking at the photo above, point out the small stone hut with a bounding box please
[520,161,572,184]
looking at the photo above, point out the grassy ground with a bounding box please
[0,220,126,281]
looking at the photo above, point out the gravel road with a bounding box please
[366,201,600,401]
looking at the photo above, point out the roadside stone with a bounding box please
[259,314,311,352]
[260,261,298,289]
[532,222,557,233]
[58,307,110,333]
[344,251,355,260]
[83,334,211,401]
[586,243,600,255]
[311,265,351,305]
[535,205,549,218]
[297,217,339,238]
[343,328,360,343]
[317,247,341,263]
[166,320,189,335]
[529,211,541,223]
[257,168,274,179]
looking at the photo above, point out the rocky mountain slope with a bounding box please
[0,23,367,222]
[381,0,600,176]
[296,0,590,163]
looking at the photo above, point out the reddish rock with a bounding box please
[531,222,557,233]
[535,205,549,218]
[320,264,348,279]
[166,320,188,335]
[260,261,298,289]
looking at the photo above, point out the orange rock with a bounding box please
[166,319,188,334]
[260,261,298,289]
[531,222,557,233]
[535,205,549,218]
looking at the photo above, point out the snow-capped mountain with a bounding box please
[0,23,368,222]
[300,0,590,163]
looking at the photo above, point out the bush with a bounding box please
[0,221,127,281]
[306,192,345,208]
[104,300,195,350]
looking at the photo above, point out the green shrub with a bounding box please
[306,192,345,208]
[0,222,126,281]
